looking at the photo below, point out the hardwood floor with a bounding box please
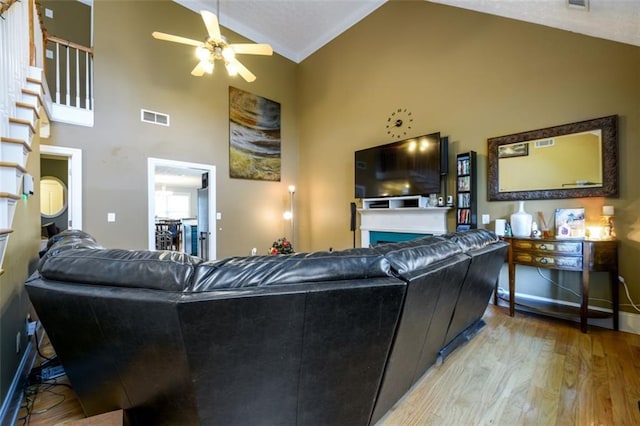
[15,340,85,426]
[15,305,640,425]
[380,305,640,425]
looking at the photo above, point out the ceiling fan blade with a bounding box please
[229,43,273,56]
[230,58,256,82]
[201,10,222,41]
[191,62,206,77]
[152,31,203,47]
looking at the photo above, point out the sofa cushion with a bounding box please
[441,229,499,251]
[41,234,104,260]
[38,248,202,292]
[374,237,462,275]
[191,248,391,291]
[45,229,97,250]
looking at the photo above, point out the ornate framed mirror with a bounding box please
[487,115,618,201]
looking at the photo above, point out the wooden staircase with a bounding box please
[0,67,44,270]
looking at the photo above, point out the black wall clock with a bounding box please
[386,108,413,140]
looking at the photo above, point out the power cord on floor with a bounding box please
[499,270,640,313]
[17,332,72,425]
[17,380,70,425]
[619,276,640,313]
[33,329,55,362]
[535,267,613,305]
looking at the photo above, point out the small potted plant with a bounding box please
[269,237,294,255]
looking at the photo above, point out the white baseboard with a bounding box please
[496,287,640,335]
[619,310,640,335]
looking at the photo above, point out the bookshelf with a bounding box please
[456,151,477,231]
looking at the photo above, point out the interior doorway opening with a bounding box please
[147,158,216,260]
[39,145,83,234]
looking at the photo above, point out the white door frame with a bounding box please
[147,157,216,260]
[40,145,83,230]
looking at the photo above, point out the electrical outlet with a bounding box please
[482,214,490,225]
[251,247,257,256]
[27,320,37,336]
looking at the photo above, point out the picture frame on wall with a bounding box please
[554,208,585,239]
[229,86,282,181]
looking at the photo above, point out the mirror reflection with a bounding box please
[498,130,602,192]
[487,115,618,201]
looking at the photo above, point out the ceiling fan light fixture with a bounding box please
[152,7,271,82]
[196,46,210,61]
[225,61,238,76]
[222,46,235,61]
[202,60,214,74]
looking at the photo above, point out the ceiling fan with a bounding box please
[152,9,273,82]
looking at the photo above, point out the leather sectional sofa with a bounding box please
[26,229,508,425]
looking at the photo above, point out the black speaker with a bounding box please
[440,136,449,176]
[350,202,357,232]
[201,172,209,189]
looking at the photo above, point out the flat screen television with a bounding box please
[355,132,441,198]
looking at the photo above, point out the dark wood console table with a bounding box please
[504,237,618,333]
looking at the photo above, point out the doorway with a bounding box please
[39,145,83,231]
[147,158,216,260]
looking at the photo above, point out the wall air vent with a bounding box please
[567,0,589,11]
[141,109,170,126]
[535,138,555,148]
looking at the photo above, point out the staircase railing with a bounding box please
[0,0,45,270]
[45,35,93,112]
[0,0,33,139]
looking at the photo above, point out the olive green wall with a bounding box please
[41,0,91,45]
[296,1,640,311]
[0,133,41,407]
[45,0,299,257]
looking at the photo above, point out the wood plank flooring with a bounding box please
[380,305,640,425]
[15,305,640,425]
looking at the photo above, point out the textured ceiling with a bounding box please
[174,0,640,63]
[175,0,387,63]
[430,0,640,49]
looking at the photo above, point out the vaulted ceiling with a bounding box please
[174,0,640,63]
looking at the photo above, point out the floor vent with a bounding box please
[567,0,589,10]
[141,109,170,126]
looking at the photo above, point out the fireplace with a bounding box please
[369,231,431,244]
[358,196,450,247]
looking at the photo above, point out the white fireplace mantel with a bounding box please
[358,196,451,247]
